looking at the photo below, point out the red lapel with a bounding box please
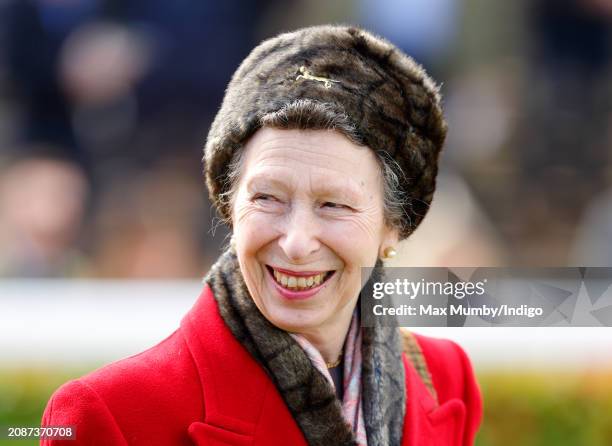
[181,285,308,445]
[402,354,466,445]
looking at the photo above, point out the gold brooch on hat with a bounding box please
[296,66,339,88]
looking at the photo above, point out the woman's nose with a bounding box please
[278,206,321,262]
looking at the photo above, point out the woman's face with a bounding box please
[232,127,398,335]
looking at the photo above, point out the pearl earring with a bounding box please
[383,247,397,259]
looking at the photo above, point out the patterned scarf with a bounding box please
[204,248,406,446]
[290,309,367,445]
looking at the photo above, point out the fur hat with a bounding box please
[204,24,446,239]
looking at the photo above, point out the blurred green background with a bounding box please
[2,368,612,445]
[477,371,612,446]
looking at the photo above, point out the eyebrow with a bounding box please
[246,174,292,193]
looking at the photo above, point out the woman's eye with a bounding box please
[253,193,277,203]
[322,201,348,209]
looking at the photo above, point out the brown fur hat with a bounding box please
[204,24,447,239]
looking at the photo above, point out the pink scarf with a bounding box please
[290,311,367,446]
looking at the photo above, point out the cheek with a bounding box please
[323,217,382,269]
[233,204,279,253]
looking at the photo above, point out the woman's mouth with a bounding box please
[265,265,335,297]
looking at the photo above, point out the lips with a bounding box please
[266,265,334,292]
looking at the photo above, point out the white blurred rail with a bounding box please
[1,280,611,371]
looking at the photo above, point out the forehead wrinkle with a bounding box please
[248,137,368,170]
[245,146,379,187]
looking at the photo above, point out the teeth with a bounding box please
[271,269,329,291]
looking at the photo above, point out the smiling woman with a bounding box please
[42,25,482,446]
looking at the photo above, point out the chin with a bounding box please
[264,306,330,333]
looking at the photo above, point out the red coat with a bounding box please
[42,285,482,445]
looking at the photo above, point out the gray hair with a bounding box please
[218,99,408,231]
